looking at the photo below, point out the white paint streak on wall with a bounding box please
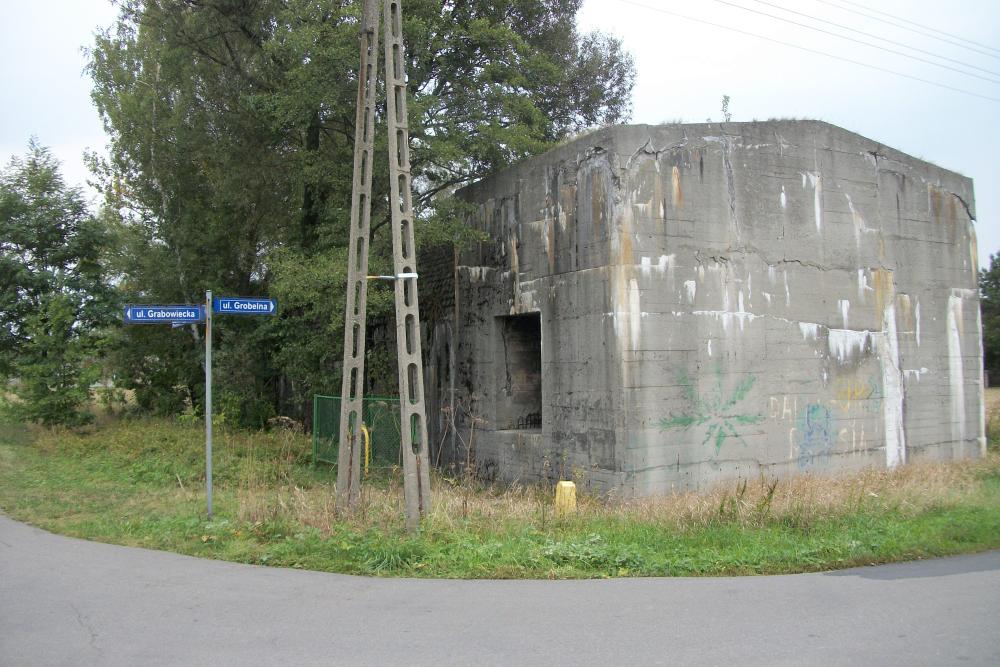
[975,299,987,455]
[629,278,642,352]
[464,266,492,283]
[610,310,622,340]
[640,256,652,278]
[903,368,930,381]
[970,227,979,275]
[915,301,921,346]
[799,322,820,341]
[684,280,697,303]
[783,270,791,307]
[803,172,823,231]
[658,254,675,287]
[721,273,731,313]
[763,292,772,305]
[828,329,871,363]
[857,269,869,300]
[947,294,966,456]
[839,299,850,328]
[878,303,906,468]
[707,339,712,357]
[845,194,872,250]
[692,310,756,331]
[780,186,787,209]
[736,290,750,331]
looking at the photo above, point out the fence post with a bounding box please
[312,394,318,465]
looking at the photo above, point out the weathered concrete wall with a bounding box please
[426,120,984,496]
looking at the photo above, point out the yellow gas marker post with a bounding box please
[555,481,577,516]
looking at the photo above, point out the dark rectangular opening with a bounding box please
[495,313,542,430]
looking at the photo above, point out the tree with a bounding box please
[981,254,1000,385]
[0,142,116,426]
[88,0,635,425]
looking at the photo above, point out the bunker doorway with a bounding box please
[496,313,542,431]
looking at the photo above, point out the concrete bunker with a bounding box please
[417,120,986,497]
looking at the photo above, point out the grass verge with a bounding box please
[1,409,998,579]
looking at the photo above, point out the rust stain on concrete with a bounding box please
[671,165,683,210]
[872,268,895,319]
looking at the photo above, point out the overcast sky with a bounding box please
[1,0,997,267]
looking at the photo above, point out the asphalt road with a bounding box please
[1,515,998,666]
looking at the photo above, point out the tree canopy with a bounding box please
[980,254,1000,385]
[86,0,635,426]
[0,142,117,425]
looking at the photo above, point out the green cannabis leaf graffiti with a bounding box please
[658,368,764,454]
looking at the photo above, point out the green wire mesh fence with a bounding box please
[312,395,402,471]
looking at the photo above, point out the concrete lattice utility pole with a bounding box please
[336,0,431,533]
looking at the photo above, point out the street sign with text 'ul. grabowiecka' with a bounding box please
[123,305,204,324]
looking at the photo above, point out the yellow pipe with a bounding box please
[361,424,371,477]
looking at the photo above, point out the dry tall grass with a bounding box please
[986,387,1000,442]
[235,453,997,535]
[227,391,1000,534]
[603,459,988,529]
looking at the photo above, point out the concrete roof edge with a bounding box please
[617,120,971,180]
[457,120,975,217]
[456,125,621,201]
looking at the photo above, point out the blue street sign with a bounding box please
[212,296,277,316]
[124,305,204,324]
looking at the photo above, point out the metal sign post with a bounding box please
[204,290,213,519]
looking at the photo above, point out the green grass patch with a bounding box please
[2,416,999,578]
